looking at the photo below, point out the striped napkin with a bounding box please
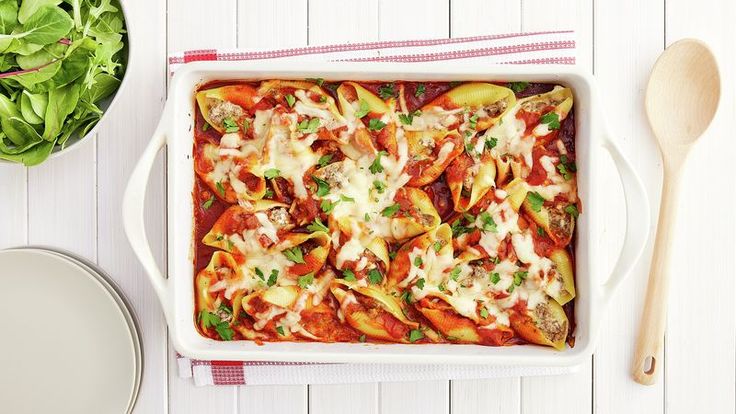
[170,30,577,386]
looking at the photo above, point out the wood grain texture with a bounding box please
[663,0,735,411]
[96,0,169,412]
[0,166,27,248]
[309,383,377,414]
[593,0,665,412]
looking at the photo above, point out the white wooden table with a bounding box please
[1,0,733,413]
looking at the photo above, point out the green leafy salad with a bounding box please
[0,0,127,166]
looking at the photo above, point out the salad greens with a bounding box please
[0,0,126,166]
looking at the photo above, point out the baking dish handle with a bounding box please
[600,137,651,301]
[122,104,171,316]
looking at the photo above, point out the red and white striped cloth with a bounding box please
[171,30,577,386]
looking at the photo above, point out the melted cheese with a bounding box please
[477,199,520,256]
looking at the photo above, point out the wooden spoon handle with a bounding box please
[632,170,682,385]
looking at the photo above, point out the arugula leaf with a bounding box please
[526,191,545,212]
[539,112,561,130]
[283,247,305,264]
[354,99,370,118]
[306,218,329,233]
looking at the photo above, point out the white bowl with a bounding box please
[124,62,650,367]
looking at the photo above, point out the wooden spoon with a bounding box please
[632,39,720,385]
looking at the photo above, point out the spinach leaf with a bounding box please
[1,116,43,147]
[18,0,62,24]
[19,91,44,124]
[17,5,73,45]
[43,83,79,141]
[0,93,22,120]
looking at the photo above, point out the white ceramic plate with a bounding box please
[0,249,139,414]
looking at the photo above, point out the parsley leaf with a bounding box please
[565,204,579,218]
[202,122,210,132]
[306,77,325,86]
[490,272,500,284]
[200,311,234,341]
[342,269,357,282]
[414,83,426,98]
[215,323,234,341]
[202,195,215,210]
[369,151,388,174]
[468,113,479,130]
[297,273,314,288]
[433,241,443,252]
[223,117,239,133]
[377,83,396,100]
[539,112,561,130]
[320,199,337,214]
[450,219,473,238]
[373,180,387,193]
[557,154,577,180]
[513,270,528,286]
[485,137,498,150]
[311,175,331,197]
[340,194,355,202]
[388,251,397,260]
[264,168,280,179]
[359,334,367,342]
[285,94,296,107]
[254,267,265,280]
[479,308,489,318]
[306,218,329,233]
[267,269,279,286]
[276,326,285,336]
[263,188,274,198]
[283,247,305,264]
[367,268,382,284]
[318,154,334,167]
[354,99,370,118]
[507,81,529,93]
[526,191,545,212]
[381,203,401,217]
[478,211,498,233]
[408,329,424,343]
[537,226,546,237]
[297,118,320,133]
[215,181,226,197]
[416,278,426,289]
[398,110,421,125]
[450,266,461,281]
[368,118,386,131]
[413,256,423,267]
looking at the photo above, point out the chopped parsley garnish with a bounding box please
[450,266,461,281]
[223,117,239,133]
[368,118,387,131]
[400,290,412,304]
[225,239,234,252]
[464,130,473,138]
[557,154,577,180]
[200,311,234,341]
[215,181,226,196]
[465,142,476,155]
[306,77,325,86]
[490,272,501,284]
[254,267,265,280]
[354,99,370,118]
[388,251,397,260]
[319,95,327,103]
[311,175,331,196]
[320,199,337,214]
[306,218,329,233]
[539,112,561,130]
[373,180,387,193]
[513,271,528,286]
[377,83,397,100]
[283,247,305,264]
[432,241,443,252]
[565,204,579,218]
[381,203,401,217]
[242,119,250,131]
[416,278,426,290]
[450,219,473,238]
[408,329,424,343]
[507,284,515,293]
[485,137,498,150]
[267,269,278,287]
[359,334,366,342]
[297,273,314,288]
[264,168,280,179]
[438,283,447,292]
[364,213,371,222]
[202,195,215,209]
[297,118,320,133]
[340,194,355,202]
[367,268,383,284]
[479,308,489,318]
[285,94,296,107]
[507,81,529,93]
[342,269,357,282]
[318,154,334,167]
[478,211,498,233]
[414,83,426,98]
[526,191,545,212]
[263,188,274,198]
[413,256,423,267]
[468,113,479,130]
[276,326,285,336]
[398,109,421,125]
[369,151,388,174]
[202,122,210,132]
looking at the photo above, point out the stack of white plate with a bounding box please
[0,248,142,414]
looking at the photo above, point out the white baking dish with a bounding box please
[123,62,650,366]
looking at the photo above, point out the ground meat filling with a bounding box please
[208,98,246,128]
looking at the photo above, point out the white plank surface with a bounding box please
[3,1,733,413]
